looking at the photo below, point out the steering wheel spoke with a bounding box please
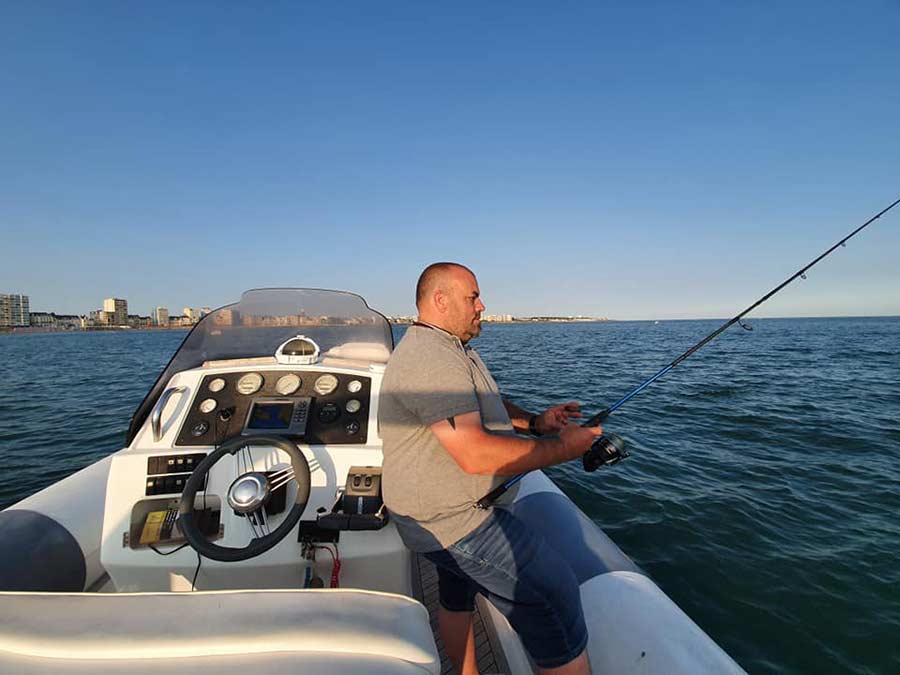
[239,445,253,474]
[246,508,270,539]
[269,466,296,493]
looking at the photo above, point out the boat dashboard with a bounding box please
[176,369,373,447]
[100,351,409,596]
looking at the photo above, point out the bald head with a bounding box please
[415,262,485,342]
[415,262,474,309]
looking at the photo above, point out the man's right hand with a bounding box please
[560,422,604,460]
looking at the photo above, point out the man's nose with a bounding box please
[475,299,485,312]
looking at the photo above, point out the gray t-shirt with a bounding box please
[379,324,517,552]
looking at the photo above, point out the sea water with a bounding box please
[1,317,898,674]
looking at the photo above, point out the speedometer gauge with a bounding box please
[236,372,264,395]
[313,374,338,396]
[275,374,301,395]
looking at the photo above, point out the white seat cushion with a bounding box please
[0,589,438,674]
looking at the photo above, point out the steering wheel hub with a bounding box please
[227,472,271,513]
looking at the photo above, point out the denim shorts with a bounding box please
[423,507,588,669]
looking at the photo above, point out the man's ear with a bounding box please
[433,287,447,313]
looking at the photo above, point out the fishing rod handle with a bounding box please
[582,408,611,428]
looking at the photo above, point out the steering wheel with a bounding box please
[178,435,311,562]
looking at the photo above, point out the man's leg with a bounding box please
[437,607,478,675]
[539,647,590,675]
[422,553,481,675]
[441,509,591,673]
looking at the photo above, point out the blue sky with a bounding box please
[2,1,898,320]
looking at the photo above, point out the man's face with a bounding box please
[445,269,485,343]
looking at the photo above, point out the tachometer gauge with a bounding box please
[275,374,301,395]
[236,372,264,395]
[208,378,226,392]
[313,374,338,396]
[345,399,361,414]
[199,398,217,414]
[347,379,363,393]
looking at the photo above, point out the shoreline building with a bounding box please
[103,298,128,327]
[28,311,56,328]
[88,309,111,327]
[153,307,169,328]
[0,294,30,328]
[128,314,153,329]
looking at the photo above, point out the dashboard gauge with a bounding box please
[313,374,339,396]
[208,378,226,393]
[347,379,363,393]
[199,398,217,414]
[236,372,264,395]
[275,374,301,396]
[345,399,361,414]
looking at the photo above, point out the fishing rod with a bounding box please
[476,196,900,510]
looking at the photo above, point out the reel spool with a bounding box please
[582,432,629,472]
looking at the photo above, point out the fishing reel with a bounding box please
[582,433,629,472]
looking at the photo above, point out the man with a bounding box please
[379,262,603,674]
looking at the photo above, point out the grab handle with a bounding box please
[151,386,187,442]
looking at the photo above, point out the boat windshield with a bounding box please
[127,289,392,443]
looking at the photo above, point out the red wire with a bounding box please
[315,545,341,588]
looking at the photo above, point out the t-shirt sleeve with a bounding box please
[401,353,480,426]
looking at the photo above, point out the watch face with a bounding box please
[345,399,361,414]
[313,374,338,396]
[275,374,301,395]
[347,379,362,393]
[236,372,264,395]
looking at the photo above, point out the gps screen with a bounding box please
[246,402,294,430]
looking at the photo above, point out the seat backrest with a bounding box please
[0,588,439,674]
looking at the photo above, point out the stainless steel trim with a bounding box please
[151,386,187,442]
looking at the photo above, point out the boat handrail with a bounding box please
[151,386,187,442]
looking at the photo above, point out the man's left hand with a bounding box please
[535,401,583,435]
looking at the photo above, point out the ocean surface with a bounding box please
[1,318,898,674]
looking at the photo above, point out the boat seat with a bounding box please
[0,588,439,674]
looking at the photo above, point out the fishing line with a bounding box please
[476,196,900,509]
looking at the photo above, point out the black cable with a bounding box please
[191,551,202,591]
[148,542,189,556]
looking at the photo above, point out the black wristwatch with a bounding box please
[528,415,542,437]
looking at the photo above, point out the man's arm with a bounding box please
[431,410,602,475]
[502,399,584,436]
[502,399,534,435]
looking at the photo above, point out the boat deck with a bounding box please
[411,553,510,675]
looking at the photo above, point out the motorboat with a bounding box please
[0,288,745,673]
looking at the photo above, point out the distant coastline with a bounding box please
[0,326,189,335]
[387,316,610,325]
